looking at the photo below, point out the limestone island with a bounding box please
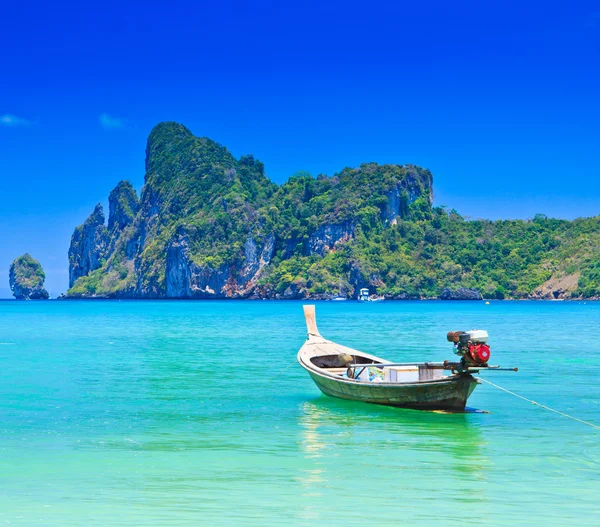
[9,254,50,300]
[65,122,600,301]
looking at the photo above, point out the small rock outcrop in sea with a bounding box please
[439,287,483,301]
[9,254,49,300]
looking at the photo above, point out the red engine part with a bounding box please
[468,344,491,364]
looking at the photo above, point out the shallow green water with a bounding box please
[0,300,598,526]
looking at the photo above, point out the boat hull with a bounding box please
[306,369,478,411]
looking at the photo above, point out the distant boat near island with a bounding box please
[357,288,384,303]
[330,279,347,301]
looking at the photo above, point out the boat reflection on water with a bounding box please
[296,396,491,524]
[298,397,489,464]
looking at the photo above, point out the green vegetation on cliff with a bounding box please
[66,122,600,300]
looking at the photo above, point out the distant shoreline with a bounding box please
[2,297,599,302]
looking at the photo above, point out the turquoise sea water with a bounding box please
[0,300,598,526]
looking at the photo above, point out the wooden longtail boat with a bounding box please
[298,305,487,411]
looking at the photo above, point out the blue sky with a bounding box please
[1,0,599,297]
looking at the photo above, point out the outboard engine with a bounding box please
[447,330,491,367]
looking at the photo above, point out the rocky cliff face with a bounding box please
[306,223,354,256]
[164,231,275,298]
[68,181,141,292]
[381,165,433,224]
[68,204,108,287]
[108,181,139,233]
[9,254,49,299]
[66,121,435,299]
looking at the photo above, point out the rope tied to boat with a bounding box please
[477,377,600,430]
[266,359,297,383]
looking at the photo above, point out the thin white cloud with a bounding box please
[0,114,31,127]
[99,113,128,129]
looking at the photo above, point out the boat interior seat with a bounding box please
[311,354,352,368]
[311,354,374,369]
[326,367,348,375]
